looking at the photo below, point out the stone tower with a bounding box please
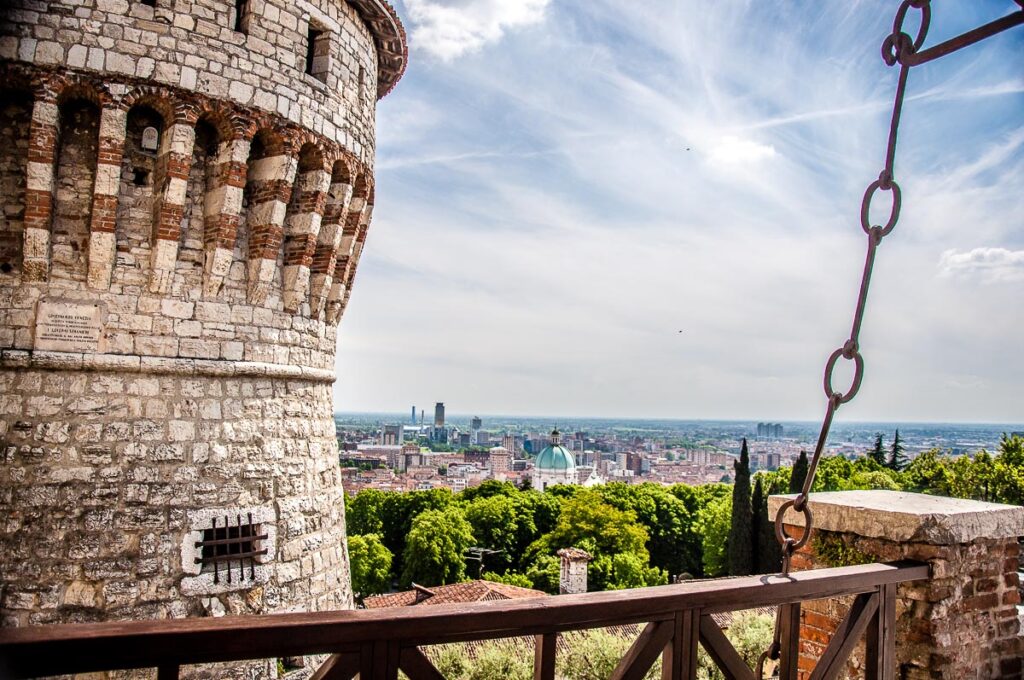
[0,0,405,638]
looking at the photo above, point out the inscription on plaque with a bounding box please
[34,300,106,353]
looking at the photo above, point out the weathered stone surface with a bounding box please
[0,1,403,674]
[771,491,1024,679]
[768,490,1024,544]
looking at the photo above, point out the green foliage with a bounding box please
[594,483,701,578]
[525,554,561,593]
[728,439,753,576]
[401,506,474,587]
[590,552,667,590]
[464,494,518,574]
[889,429,908,471]
[812,534,875,568]
[869,433,887,467]
[751,476,780,574]
[527,490,663,591]
[697,612,776,680]
[697,493,731,577]
[481,571,533,588]
[557,628,662,680]
[789,450,809,494]
[430,640,533,680]
[347,533,393,598]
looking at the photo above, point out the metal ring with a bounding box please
[893,0,931,52]
[860,178,901,237]
[823,346,864,405]
[774,499,813,552]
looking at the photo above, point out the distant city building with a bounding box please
[488,447,511,476]
[502,433,516,454]
[757,423,785,440]
[458,432,471,447]
[411,406,416,424]
[532,429,577,491]
[434,402,445,428]
[381,424,404,446]
[471,416,482,430]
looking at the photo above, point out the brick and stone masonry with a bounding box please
[769,490,1024,680]
[0,0,406,668]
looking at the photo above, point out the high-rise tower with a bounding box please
[0,0,406,656]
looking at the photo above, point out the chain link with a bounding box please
[754,1,1023,676]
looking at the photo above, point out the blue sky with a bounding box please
[334,0,1024,423]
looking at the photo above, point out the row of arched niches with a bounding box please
[0,69,374,322]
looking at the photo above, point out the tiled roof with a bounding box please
[363,580,547,609]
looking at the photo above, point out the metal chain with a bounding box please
[755,2,1023,677]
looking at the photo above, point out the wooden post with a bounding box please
[777,602,801,680]
[534,632,557,680]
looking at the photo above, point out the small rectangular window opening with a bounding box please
[233,0,249,33]
[306,23,330,83]
[140,0,156,6]
[195,514,268,584]
[358,65,366,102]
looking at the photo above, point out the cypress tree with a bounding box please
[728,439,753,576]
[751,475,780,574]
[889,429,907,471]
[869,433,887,467]
[789,450,809,494]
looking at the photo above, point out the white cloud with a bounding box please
[707,135,778,167]
[404,0,551,61]
[938,248,1024,283]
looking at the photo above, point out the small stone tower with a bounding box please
[0,0,405,642]
[557,547,592,595]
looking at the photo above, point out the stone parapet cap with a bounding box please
[768,490,1024,545]
[0,350,336,383]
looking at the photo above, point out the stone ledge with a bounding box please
[768,490,1024,545]
[0,350,336,383]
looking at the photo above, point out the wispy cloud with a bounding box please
[939,248,1024,283]
[403,0,551,61]
[347,0,1024,423]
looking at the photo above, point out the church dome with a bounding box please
[536,429,575,471]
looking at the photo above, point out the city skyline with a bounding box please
[335,0,1023,422]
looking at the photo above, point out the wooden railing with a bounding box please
[0,561,927,680]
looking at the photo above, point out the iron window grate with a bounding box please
[194,513,268,584]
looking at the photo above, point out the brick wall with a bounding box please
[770,491,1024,680]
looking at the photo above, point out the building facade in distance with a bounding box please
[0,0,406,657]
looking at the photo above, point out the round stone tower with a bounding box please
[0,0,405,642]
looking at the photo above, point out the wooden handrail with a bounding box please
[0,561,928,678]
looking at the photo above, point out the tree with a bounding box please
[595,483,700,579]
[889,429,907,471]
[789,450,809,494]
[401,506,475,587]
[527,491,663,591]
[697,494,731,577]
[751,476,780,574]
[728,439,753,576]
[464,494,518,574]
[869,433,887,467]
[348,533,393,599]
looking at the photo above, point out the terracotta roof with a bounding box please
[346,0,408,99]
[363,580,547,609]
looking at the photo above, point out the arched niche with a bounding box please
[0,90,32,276]
[178,118,220,277]
[50,97,101,283]
[113,104,165,285]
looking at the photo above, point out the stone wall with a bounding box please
[0,0,392,165]
[0,369,349,627]
[769,491,1024,680]
[0,2,406,674]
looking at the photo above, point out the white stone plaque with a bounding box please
[141,126,159,151]
[34,299,107,353]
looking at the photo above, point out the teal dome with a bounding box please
[536,429,575,471]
